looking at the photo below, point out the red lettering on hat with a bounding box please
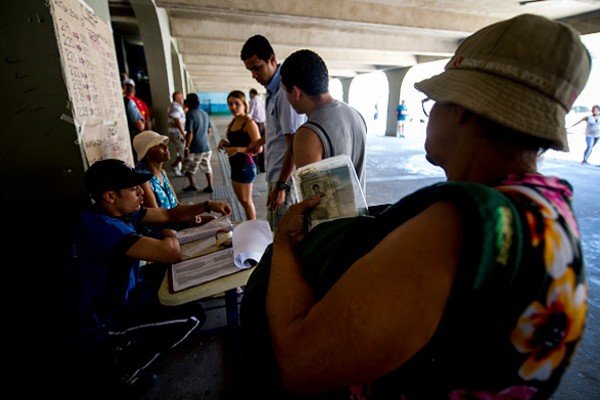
[454,56,463,67]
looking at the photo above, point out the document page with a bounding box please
[232,220,273,269]
[170,248,237,292]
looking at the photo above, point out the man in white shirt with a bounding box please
[241,35,306,232]
[167,91,186,176]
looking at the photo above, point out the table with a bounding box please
[158,253,255,397]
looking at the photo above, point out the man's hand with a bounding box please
[267,187,286,211]
[275,196,320,245]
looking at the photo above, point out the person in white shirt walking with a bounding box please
[167,91,186,176]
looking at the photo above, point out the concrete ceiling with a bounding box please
[115,0,600,92]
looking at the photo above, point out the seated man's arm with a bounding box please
[126,229,181,263]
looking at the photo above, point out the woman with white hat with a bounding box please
[133,130,215,226]
[241,14,590,399]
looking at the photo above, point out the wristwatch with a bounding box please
[276,180,289,191]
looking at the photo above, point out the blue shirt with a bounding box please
[264,66,306,182]
[185,107,212,153]
[74,206,147,342]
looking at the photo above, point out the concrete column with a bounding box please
[384,68,410,137]
[171,42,184,93]
[338,77,353,104]
[130,0,174,134]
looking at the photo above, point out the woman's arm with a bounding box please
[267,199,463,393]
[140,181,159,208]
[568,116,588,130]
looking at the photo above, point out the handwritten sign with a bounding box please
[49,0,133,165]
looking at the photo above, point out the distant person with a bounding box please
[396,99,408,137]
[249,88,267,173]
[218,90,261,220]
[122,81,144,143]
[123,78,152,130]
[167,91,187,176]
[241,14,589,399]
[373,103,379,120]
[280,49,367,191]
[569,104,600,164]
[73,159,231,395]
[133,130,215,227]
[241,35,307,232]
[182,93,214,193]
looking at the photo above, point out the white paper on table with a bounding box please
[232,220,273,269]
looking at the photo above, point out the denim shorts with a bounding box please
[231,163,257,184]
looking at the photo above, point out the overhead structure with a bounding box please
[113,0,600,92]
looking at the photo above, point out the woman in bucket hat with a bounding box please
[242,14,590,399]
[133,131,216,227]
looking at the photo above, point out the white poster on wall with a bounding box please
[48,0,133,166]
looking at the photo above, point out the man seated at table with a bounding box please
[71,159,231,395]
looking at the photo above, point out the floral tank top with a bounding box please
[135,165,177,209]
[348,174,586,399]
[240,174,586,400]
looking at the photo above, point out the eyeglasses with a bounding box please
[421,98,434,117]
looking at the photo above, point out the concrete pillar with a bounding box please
[171,42,184,93]
[384,68,410,137]
[130,0,174,134]
[338,77,352,104]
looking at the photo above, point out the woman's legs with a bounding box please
[232,181,256,220]
[583,136,599,163]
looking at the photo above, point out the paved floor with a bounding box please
[140,117,599,400]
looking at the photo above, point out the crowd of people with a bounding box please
[71,13,592,399]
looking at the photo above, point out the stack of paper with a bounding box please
[170,219,273,292]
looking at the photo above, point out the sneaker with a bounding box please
[182,185,198,192]
[202,187,214,193]
[173,168,185,177]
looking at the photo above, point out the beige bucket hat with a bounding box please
[133,130,169,160]
[415,14,591,151]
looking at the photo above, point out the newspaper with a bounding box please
[293,155,367,229]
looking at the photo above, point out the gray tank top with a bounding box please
[301,100,367,192]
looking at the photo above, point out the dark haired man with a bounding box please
[280,49,367,191]
[241,35,306,232]
[73,159,231,394]
[182,93,213,193]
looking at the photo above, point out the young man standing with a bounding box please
[280,49,367,192]
[240,35,306,232]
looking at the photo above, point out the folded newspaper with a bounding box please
[170,219,273,292]
[292,155,367,229]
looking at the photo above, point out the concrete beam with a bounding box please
[170,17,461,55]
[178,38,422,66]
